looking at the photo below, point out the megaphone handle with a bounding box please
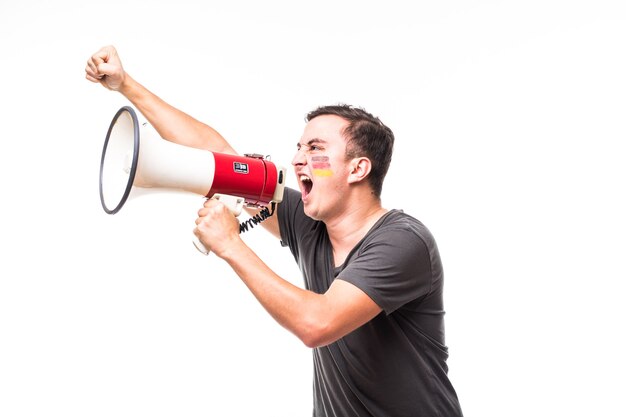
[193,194,245,256]
[193,237,211,256]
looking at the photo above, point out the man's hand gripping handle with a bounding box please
[193,194,245,255]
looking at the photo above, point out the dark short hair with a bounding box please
[306,104,394,198]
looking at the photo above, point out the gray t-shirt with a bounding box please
[278,188,463,417]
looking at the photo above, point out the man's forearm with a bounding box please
[220,240,331,347]
[118,74,236,155]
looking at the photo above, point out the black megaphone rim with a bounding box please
[99,106,140,214]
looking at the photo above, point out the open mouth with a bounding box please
[299,174,313,197]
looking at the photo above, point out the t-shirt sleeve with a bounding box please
[336,226,434,314]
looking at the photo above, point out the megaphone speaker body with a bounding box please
[100,106,286,215]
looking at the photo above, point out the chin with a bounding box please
[303,207,318,220]
[302,204,322,221]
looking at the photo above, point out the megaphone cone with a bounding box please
[99,106,286,215]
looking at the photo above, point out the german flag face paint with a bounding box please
[311,156,333,177]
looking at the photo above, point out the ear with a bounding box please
[347,157,372,185]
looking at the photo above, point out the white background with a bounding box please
[1,1,625,416]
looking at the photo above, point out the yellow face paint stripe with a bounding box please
[312,169,333,177]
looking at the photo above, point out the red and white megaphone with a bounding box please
[99,106,287,254]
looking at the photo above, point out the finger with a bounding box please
[203,200,228,215]
[85,68,101,80]
[85,60,97,76]
[85,73,101,83]
[97,62,118,78]
[92,46,113,66]
[88,57,106,78]
[85,63,102,81]
[197,204,212,217]
[86,57,98,71]
[203,198,221,208]
[196,203,219,223]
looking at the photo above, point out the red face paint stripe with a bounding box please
[311,156,331,169]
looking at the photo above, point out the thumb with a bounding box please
[97,62,120,77]
[96,61,126,91]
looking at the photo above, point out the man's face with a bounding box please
[292,115,352,221]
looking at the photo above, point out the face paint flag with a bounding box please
[311,156,333,177]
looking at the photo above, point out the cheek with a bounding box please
[311,155,333,178]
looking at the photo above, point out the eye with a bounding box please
[297,142,325,153]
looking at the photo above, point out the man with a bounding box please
[86,45,463,417]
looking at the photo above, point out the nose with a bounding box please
[291,147,307,167]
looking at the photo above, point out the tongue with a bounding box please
[303,181,313,196]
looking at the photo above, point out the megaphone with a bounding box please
[99,106,287,254]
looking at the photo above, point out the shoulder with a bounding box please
[338,210,441,313]
[366,209,437,250]
[354,209,442,282]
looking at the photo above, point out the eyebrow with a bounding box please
[297,138,327,148]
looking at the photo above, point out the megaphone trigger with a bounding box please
[210,194,245,216]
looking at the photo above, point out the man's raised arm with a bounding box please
[85,45,236,155]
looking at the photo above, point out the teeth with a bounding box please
[300,175,312,182]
